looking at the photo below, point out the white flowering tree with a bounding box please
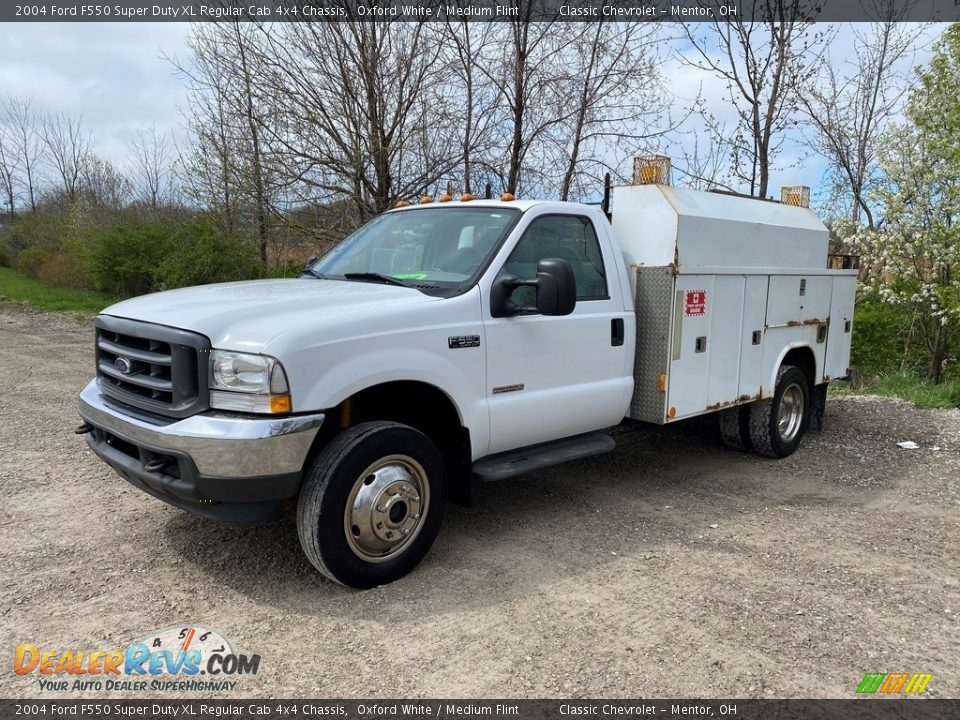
[856,126,959,382]
[847,25,960,383]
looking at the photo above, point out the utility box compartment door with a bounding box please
[668,276,747,418]
[705,276,746,408]
[667,276,714,417]
[800,276,833,323]
[766,275,802,327]
[666,275,725,418]
[825,275,856,380]
[737,275,769,400]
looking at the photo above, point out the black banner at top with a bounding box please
[4,0,960,23]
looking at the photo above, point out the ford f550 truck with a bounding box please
[78,164,856,588]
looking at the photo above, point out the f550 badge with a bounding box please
[13,625,260,693]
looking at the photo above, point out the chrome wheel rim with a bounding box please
[777,383,805,443]
[344,455,429,563]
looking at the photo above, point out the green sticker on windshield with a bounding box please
[393,272,429,280]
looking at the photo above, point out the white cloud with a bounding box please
[0,22,191,167]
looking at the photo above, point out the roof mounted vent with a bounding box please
[780,185,810,208]
[632,154,672,186]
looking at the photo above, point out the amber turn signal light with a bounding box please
[270,395,292,414]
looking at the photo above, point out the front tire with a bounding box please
[297,421,447,588]
[748,365,810,458]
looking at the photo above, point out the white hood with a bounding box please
[102,278,439,351]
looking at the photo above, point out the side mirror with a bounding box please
[491,257,577,318]
[304,254,319,271]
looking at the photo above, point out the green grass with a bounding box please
[832,371,960,409]
[0,267,117,317]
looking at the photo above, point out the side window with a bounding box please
[501,215,608,302]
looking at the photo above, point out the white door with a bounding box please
[482,212,630,455]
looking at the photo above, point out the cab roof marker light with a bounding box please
[420,195,434,204]
[502,192,515,201]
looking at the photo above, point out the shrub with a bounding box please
[850,296,914,376]
[156,221,262,289]
[35,252,92,290]
[16,246,52,279]
[88,224,171,297]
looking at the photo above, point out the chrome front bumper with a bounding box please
[78,379,324,478]
[78,380,325,521]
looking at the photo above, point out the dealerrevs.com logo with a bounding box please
[13,625,261,692]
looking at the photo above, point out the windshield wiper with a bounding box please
[300,267,326,279]
[343,272,409,287]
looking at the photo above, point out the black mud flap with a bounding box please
[809,384,828,432]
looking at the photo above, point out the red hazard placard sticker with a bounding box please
[685,289,706,316]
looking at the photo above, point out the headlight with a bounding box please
[209,350,291,414]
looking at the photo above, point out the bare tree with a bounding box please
[675,129,731,191]
[477,7,578,196]
[42,111,92,203]
[680,0,829,197]
[251,18,461,218]
[5,97,44,214]
[172,25,249,236]
[800,2,927,228]
[226,20,270,265]
[81,155,132,210]
[553,21,669,201]
[128,125,173,211]
[0,124,17,218]
[441,18,502,195]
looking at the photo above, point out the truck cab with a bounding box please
[78,177,855,588]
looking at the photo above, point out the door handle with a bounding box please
[611,318,624,347]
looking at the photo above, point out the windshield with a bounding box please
[309,206,520,290]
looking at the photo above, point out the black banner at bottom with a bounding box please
[1,700,956,720]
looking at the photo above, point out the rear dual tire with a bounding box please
[719,405,751,452]
[718,365,810,458]
[748,365,810,458]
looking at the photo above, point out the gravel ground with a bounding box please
[0,302,958,699]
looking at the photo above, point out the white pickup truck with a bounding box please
[77,173,856,588]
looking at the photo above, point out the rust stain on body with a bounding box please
[785,318,827,327]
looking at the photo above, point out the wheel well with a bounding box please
[306,381,472,506]
[782,346,816,389]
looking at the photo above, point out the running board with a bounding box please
[472,432,616,482]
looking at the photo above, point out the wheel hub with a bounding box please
[345,456,428,562]
[777,383,804,443]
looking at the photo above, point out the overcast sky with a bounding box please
[0,21,946,204]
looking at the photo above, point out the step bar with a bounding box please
[472,432,616,482]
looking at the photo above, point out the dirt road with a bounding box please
[0,303,957,699]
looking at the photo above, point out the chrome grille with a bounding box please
[94,316,210,418]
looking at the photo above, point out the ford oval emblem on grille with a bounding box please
[114,357,134,375]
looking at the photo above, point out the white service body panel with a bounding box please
[611,184,857,424]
